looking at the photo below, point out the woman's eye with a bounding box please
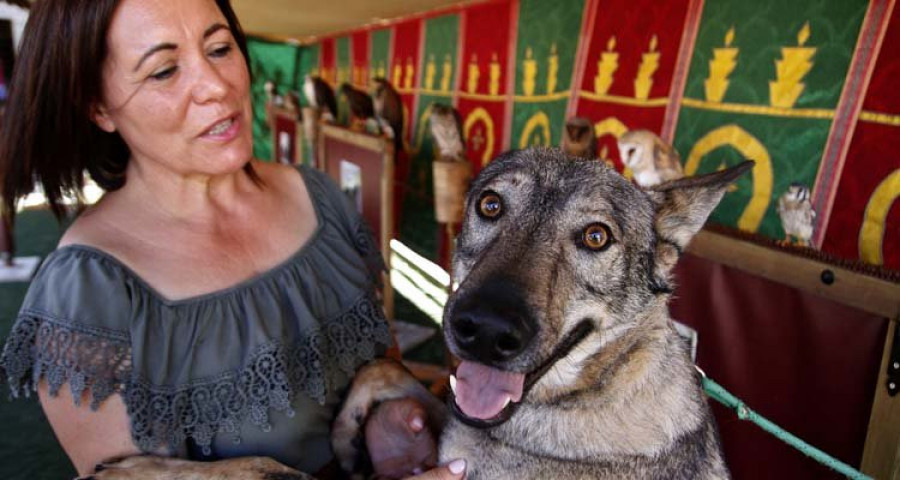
[209,44,233,58]
[149,66,177,81]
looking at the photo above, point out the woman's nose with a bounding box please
[191,59,229,104]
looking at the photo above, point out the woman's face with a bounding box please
[94,0,253,179]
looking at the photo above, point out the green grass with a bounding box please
[0,209,75,479]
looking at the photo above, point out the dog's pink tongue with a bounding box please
[454,361,525,420]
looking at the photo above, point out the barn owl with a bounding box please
[617,129,684,188]
[429,104,465,160]
[372,78,404,154]
[302,75,337,122]
[777,183,815,246]
[561,117,597,159]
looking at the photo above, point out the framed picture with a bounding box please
[270,106,303,165]
[318,123,395,319]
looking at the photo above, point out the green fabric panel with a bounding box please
[295,44,321,106]
[674,0,868,241]
[512,100,569,147]
[248,38,299,161]
[684,0,868,108]
[336,36,352,84]
[398,16,460,261]
[370,29,392,80]
[673,112,829,239]
[512,0,585,96]
[401,95,451,261]
[510,0,585,149]
[420,14,460,92]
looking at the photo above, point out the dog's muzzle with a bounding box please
[447,320,595,429]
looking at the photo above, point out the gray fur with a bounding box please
[438,148,752,479]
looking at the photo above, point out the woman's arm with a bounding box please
[38,379,142,476]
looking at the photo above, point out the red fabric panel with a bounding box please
[457,100,507,176]
[460,0,512,96]
[577,0,688,99]
[573,0,689,168]
[821,8,900,270]
[351,30,370,88]
[670,253,887,480]
[390,19,423,141]
[457,0,513,173]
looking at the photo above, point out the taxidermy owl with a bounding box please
[777,183,816,247]
[372,78,404,154]
[339,83,376,129]
[617,129,684,188]
[264,80,283,107]
[302,75,337,122]
[561,117,597,159]
[428,104,465,160]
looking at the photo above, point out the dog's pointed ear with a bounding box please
[647,161,754,274]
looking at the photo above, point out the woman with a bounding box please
[0,0,462,478]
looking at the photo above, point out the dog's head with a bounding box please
[444,148,752,427]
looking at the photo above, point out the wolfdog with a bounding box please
[336,148,751,479]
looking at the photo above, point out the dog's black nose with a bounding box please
[449,280,537,363]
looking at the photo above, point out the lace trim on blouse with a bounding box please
[1,294,392,454]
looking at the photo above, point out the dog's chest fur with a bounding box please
[439,327,727,480]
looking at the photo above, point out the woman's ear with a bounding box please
[91,102,116,133]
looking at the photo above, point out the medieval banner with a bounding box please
[671,0,868,242]
[247,39,299,161]
[402,13,461,262]
[351,30,370,89]
[390,18,423,142]
[822,4,900,270]
[319,37,336,86]
[335,36,352,123]
[572,0,691,172]
[457,0,514,174]
[509,0,587,149]
[370,28,392,83]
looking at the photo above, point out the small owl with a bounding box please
[617,129,684,188]
[777,183,816,246]
[302,75,337,122]
[561,117,597,159]
[429,104,465,160]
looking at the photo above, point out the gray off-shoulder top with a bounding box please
[0,165,392,473]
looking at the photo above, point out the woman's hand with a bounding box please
[401,459,467,480]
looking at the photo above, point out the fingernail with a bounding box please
[410,415,424,432]
[448,458,466,475]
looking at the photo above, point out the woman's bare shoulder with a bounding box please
[58,196,125,250]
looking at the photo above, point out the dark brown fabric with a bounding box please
[670,253,887,480]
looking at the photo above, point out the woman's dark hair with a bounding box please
[0,0,255,222]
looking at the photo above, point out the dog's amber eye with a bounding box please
[478,192,503,219]
[582,223,612,251]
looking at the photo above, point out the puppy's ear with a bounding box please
[647,161,754,275]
